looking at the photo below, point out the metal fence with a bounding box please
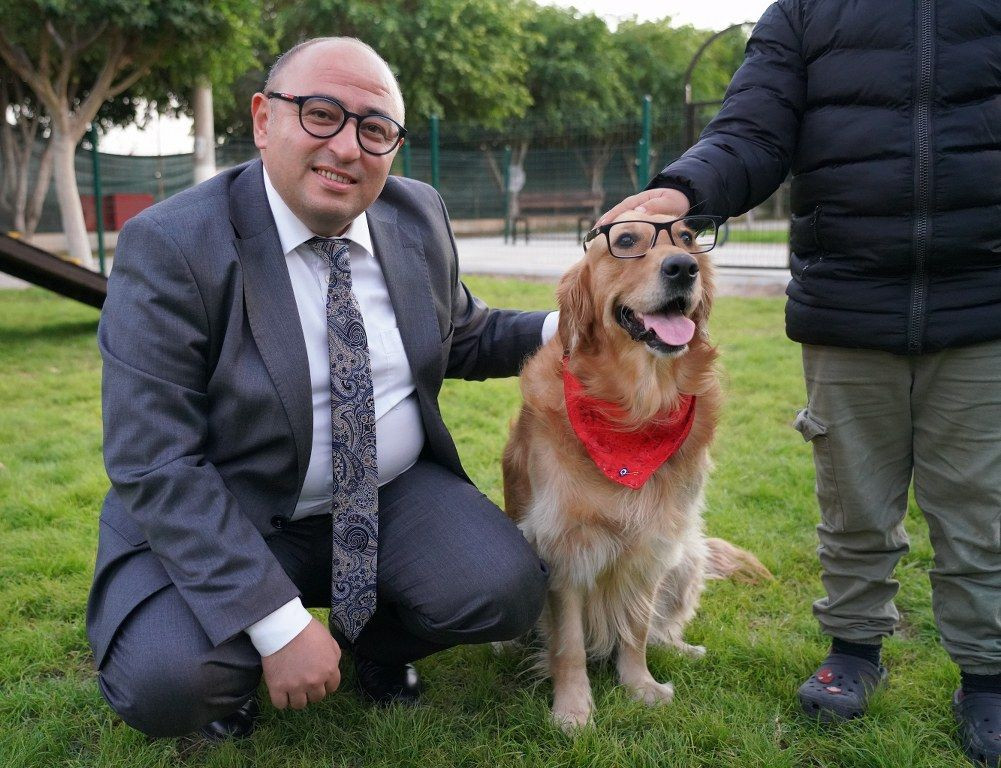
[0,103,790,269]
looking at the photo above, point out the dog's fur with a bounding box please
[503,212,770,728]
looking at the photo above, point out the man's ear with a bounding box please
[556,260,595,355]
[250,92,270,151]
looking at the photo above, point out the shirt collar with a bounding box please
[262,166,374,259]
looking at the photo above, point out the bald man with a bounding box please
[89,37,552,740]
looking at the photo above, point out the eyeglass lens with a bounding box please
[299,97,402,153]
[606,217,717,257]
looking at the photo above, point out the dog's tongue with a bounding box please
[640,311,696,346]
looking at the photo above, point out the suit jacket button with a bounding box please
[270,516,286,530]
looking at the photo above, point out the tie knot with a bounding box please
[309,236,351,268]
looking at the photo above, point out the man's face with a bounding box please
[251,41,403,236]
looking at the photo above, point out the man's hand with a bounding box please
[596,187,691,227]
[261,617,342,710]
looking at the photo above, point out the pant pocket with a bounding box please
[793,408,846,532]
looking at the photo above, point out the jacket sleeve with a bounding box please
[99,214,299,648]
[650,0,806,218]
[433,191,548,380]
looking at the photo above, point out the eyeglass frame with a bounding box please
[266,92,408,156]
[582,215,723,257]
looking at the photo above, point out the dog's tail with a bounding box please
[704,537,772,584]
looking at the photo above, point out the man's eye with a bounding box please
[306,108,338,122]
[361,122,391,139]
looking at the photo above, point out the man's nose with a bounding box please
[326,120,363,160]
[660,253,699,288]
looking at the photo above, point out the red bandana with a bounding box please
[562,356,696,489]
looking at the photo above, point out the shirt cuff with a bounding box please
[245,597,313,656]
[541,311,560,345]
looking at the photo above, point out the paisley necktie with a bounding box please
[308,236,378,642]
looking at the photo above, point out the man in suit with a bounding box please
[88,37,552,740]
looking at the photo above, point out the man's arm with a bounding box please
[423,191,549,380]
[602,0,806,223]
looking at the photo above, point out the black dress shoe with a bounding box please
[354,655,422,706]
[199,696,259,741]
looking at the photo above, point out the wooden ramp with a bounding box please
[0,233,106,309]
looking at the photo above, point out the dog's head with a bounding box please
[557,211,718,359]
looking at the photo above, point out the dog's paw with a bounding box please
[551,703,593,731]
[677,642,706,659]
[629,679,675,706]
[551,688,594,731]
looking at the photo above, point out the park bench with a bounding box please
[510,190,604,244]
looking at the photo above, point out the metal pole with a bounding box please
[502,145,512,243]
[430,114,440,190]
[639,94,652,188]
[682,22,752,148]
[88,124,106,275]
[401,140,412,178]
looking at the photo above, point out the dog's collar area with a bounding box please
[562,355,697,489]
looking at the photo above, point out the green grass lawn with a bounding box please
[721,227,789,245]
[0,279,961,767]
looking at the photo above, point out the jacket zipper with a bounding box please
[908,0,935,354]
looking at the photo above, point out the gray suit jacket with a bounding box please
[87,160,546,667]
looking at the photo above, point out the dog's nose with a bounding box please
[660,253,699,286]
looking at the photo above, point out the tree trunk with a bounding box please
[0,81,14,213]
[51,126,95,269]
[24,139,54,238]
[192,78,216,184]
[11,124,37,233]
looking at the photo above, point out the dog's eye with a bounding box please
[614,233,639,248]
[678,230,694,247]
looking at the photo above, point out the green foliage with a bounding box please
[0,280,965,767]
[212,1,749,144]
[279,0,534,128]
[521,6,626,137]
[0,0,271,131]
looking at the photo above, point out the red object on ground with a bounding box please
[79,193,154,231]
[104,194,154,230]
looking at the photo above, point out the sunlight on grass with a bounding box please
[0,283,960,768]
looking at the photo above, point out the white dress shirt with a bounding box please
[246,170,560,655]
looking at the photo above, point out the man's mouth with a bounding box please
[615,298,696,353]
[314,167,355,184]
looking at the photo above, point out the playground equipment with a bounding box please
[0,233,106,309]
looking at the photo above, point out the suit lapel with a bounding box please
[230,161,312,492]
[366,198,441,388]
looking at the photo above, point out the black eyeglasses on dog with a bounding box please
[583,215,722,257]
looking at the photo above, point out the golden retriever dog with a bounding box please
[503,211,769,729]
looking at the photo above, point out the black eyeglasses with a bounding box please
[583,216,722,257]
[266,92,407,156]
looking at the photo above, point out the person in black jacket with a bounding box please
[603,2,1000,764]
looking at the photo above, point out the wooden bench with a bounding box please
[509,191,604,244]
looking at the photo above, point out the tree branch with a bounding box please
[44,20,67,52]
[107,61,150,100]
[0,27,59,110]
[74,32,131,131]
[75,20,109,56]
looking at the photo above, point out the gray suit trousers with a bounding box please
[96,460,548,737]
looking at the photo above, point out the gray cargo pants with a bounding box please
[794,340,1001,674]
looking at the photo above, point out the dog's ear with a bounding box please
[556,260,596,354]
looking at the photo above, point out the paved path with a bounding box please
[455,236,790,297]
[0,235,791,298]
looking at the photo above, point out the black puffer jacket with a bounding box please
[652,0,1001,354]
